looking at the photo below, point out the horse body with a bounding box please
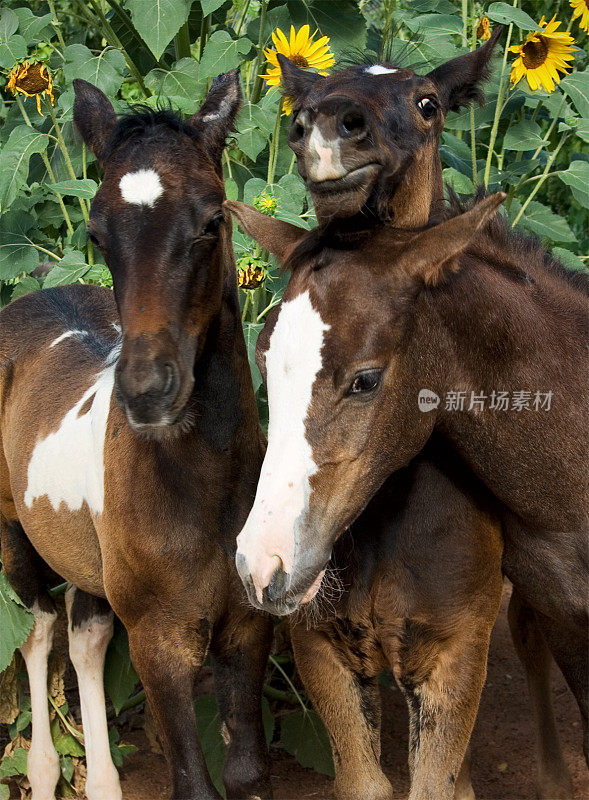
[1,73,273,800]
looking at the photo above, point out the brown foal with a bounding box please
[0,73,272,800]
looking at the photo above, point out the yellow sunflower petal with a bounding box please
[273,28,290,54]
[295,24,311,52]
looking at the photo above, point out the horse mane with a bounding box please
[446,188,589,296]
[103,106,201,159]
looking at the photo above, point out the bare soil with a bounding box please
[120,584,588,800]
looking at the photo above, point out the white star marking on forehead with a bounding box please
[119,169,163,207]
[366,65,399,75]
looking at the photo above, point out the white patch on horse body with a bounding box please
[50,330,88,348]
[366,65,398,75]
[236,291,329,598]
[307,127,345,182]
[119,169,163,207]
[24,342,121,515]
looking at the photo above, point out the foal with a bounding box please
[229,194,588,799]
[0,73,272,800]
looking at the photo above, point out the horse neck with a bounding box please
[416,257,587,529]
[390,140,444,228]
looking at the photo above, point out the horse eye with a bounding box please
[346,369,383,397]
[202,214,223,236]
[417,97,438,120]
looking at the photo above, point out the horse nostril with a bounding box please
[266,563,288,603]
[340,111,367,139]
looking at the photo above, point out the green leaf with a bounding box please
[199,30,251,79]
[200,0,226,14]
[510,200,576,243]
[47,179,98,199]
[194,694,226,798]
[0,211,39,280]
[0,8,18,42]
[44,248,90,288]
[243,322,263,393]
[0,33,27,68]
[108,726,137,768]
[0,746,27,778]
[0,572,33,675]
[288,0,367,59]
[225,179,238,201]
[575,118,589,144]
[486,3,539,31]
[558,160,589,209]
[552,247,588,274]
[60,754,74,783]
[243,178,269,206]
[53,729,85,757]
[274,174,307,216]
[281,709,334,777]
[10,276,40,300]
[442,168,474,194]
[0,125,48,210]
[126,0,192,60]
[0,782,10,800]
[560,72,589,119]
[405,13,463,39]
[14,8,54,43]
[104,617,139,715]
[145,58,205,113]
[503,120,545,151]
[63,45,126,96]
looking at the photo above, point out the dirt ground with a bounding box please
[119,584,588,800]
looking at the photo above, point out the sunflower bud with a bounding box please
[253,192,278,216]
[476,17,492,41]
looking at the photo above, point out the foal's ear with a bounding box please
[398,193,506,286]
[190,68,242,150]
[224,200,307,265]
[277,54,322,106]
[73,79,117,165]
[427,26,503,112]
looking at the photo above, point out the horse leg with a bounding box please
[290,621,393,800]
[210,608,273,799]
[508,590,573,799]
[65,587,121,800]
[126,613,221,800]
[1,518,60,800]
[398,616,494,800]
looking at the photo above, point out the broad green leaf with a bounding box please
[503,120,545,151]
[104,618,139,715]
[558,160,589,209]
[235,126,267,161]
[194,694,226,797]
[243,178,269,206]
[51,722,85,757]
[44,248,90,288]
[0,8,18,42]
[63,45,126,96]
[0,34,27,68]
[443,168,474,194]
[14,8,54,42]
[60,754,74,783]
[511,200,576,243]
[552,247,588,274]
[405,14,463,39]
[275,173,307,215]
[560,72,589,119]
[126,0,192,60]
[108,726,137,767]
[200,0,226,14]
[281,709,334,777]
[198,30,251,79]
[0,211,40,280]
[243,322,263,393]
[10,276,40,300]
[575,118,589,143]
[0,746,27,778]
[0,782,10,800]
[288,0,367,58]
[486,3,539,31]
[47,179,98,199]
[145,58,205,112]
[224,178,238,201]
[0,573,33,675]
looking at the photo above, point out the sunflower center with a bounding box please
[522,35,549,70]
[290,54,309,68]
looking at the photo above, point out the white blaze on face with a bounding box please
[307,126,346,182]
[119,168,163,207]
[365,65,398,75]
[237,291,330,599]
[24,343,121,515]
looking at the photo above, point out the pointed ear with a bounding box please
[427,26,503,112]
[397,193,506,285]
[224,200,308,265]
[73,79,117,165]
[277,53,322,107]
[190,68,242,156]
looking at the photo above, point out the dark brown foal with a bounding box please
[0,72,272,800]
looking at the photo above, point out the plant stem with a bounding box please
[263,684,298,705]
[469,12,478,184]
[241,291,251,321]
[532,92,567,160]
[47,0,66,50]
[47,100,90,224]
[49,696,85,744]
[174,21,191,60]
[48,582,68,597]
[269,656,308,711]
[224,149,233,180]
[511,135,569,227]
[461,0,468,45]
[267,98,283,185]
[199,14,211,60]
[107,690,146,719]
[235,0,252,37]
[15,96,74,236]
[484,5,517,187]
[250,0,268,105]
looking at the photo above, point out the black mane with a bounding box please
[103,106,200,159]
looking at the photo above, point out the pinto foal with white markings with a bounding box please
[0,72,273,800]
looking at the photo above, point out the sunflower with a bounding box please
[6,60,54,115]
[570,0,589,33]
[509,16,576,93]
[236,256,267,290]
[477,17,492,41]
[261,25,335,114]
